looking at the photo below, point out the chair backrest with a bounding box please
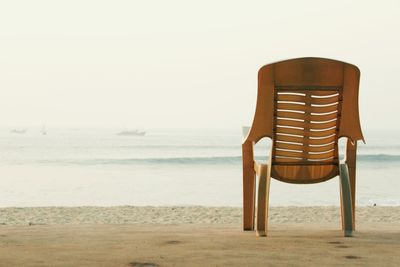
[246,58,364,183]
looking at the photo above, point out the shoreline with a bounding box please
[1,206,399,225]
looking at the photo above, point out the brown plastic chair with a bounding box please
[242,57,364,237]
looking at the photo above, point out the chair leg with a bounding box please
[243,171,256,231]
[243,141,256,231]
[256,164,270,237]
[348,166,356,230]
[339,164,353,237]
[346,139,357,230]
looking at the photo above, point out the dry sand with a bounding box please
[0,206,399,266]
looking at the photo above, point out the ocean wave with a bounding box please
[31,156,243,165]
[14,154,400,166]
[357,154,400,162]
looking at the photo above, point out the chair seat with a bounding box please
[271,164,339,184]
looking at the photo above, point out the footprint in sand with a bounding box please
[327,241,343,244]
[165,240,181,245]
[129,261,159,267]
[344,255,361,259]
[336,245,350,248]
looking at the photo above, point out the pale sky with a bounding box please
[0,0,399,129]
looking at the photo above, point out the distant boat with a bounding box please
[117,129,146,136]
[41,126,47,135]
[10,128,27,134]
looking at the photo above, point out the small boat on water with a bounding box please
[41,126,47,135]
[117,129,146,136]
[10,128,27,134]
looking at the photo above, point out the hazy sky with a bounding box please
[0,0,399,130]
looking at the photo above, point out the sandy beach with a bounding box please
[0,206,399,266]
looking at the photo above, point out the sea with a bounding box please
[0,128,399,207]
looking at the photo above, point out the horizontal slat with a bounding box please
[276,86,340,91]
[276,110,306,120]
[277,119,337,130]
[308,129,336,137]
[278,103,339,114]
[306,157,336,162]
[310,91,340,96]
[276,128,336,138]
[276,126,304,136]
[309,120,337,129]
[276,119,305,128]
[307,143,335,152]
[306,150,335,159]
[275,142,304,151]
[276,134,304,143]
[276,94,306,102]
[307,135,336,145]
[275,149,304,158]
[310,104,339,113]
[311,95,340,105]
[277,103,306,112]
[310,112,338,121]
[273,156,303,163]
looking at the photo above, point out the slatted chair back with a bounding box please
[245,58,364,183]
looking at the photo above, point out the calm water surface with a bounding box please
[0,128,399,207]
